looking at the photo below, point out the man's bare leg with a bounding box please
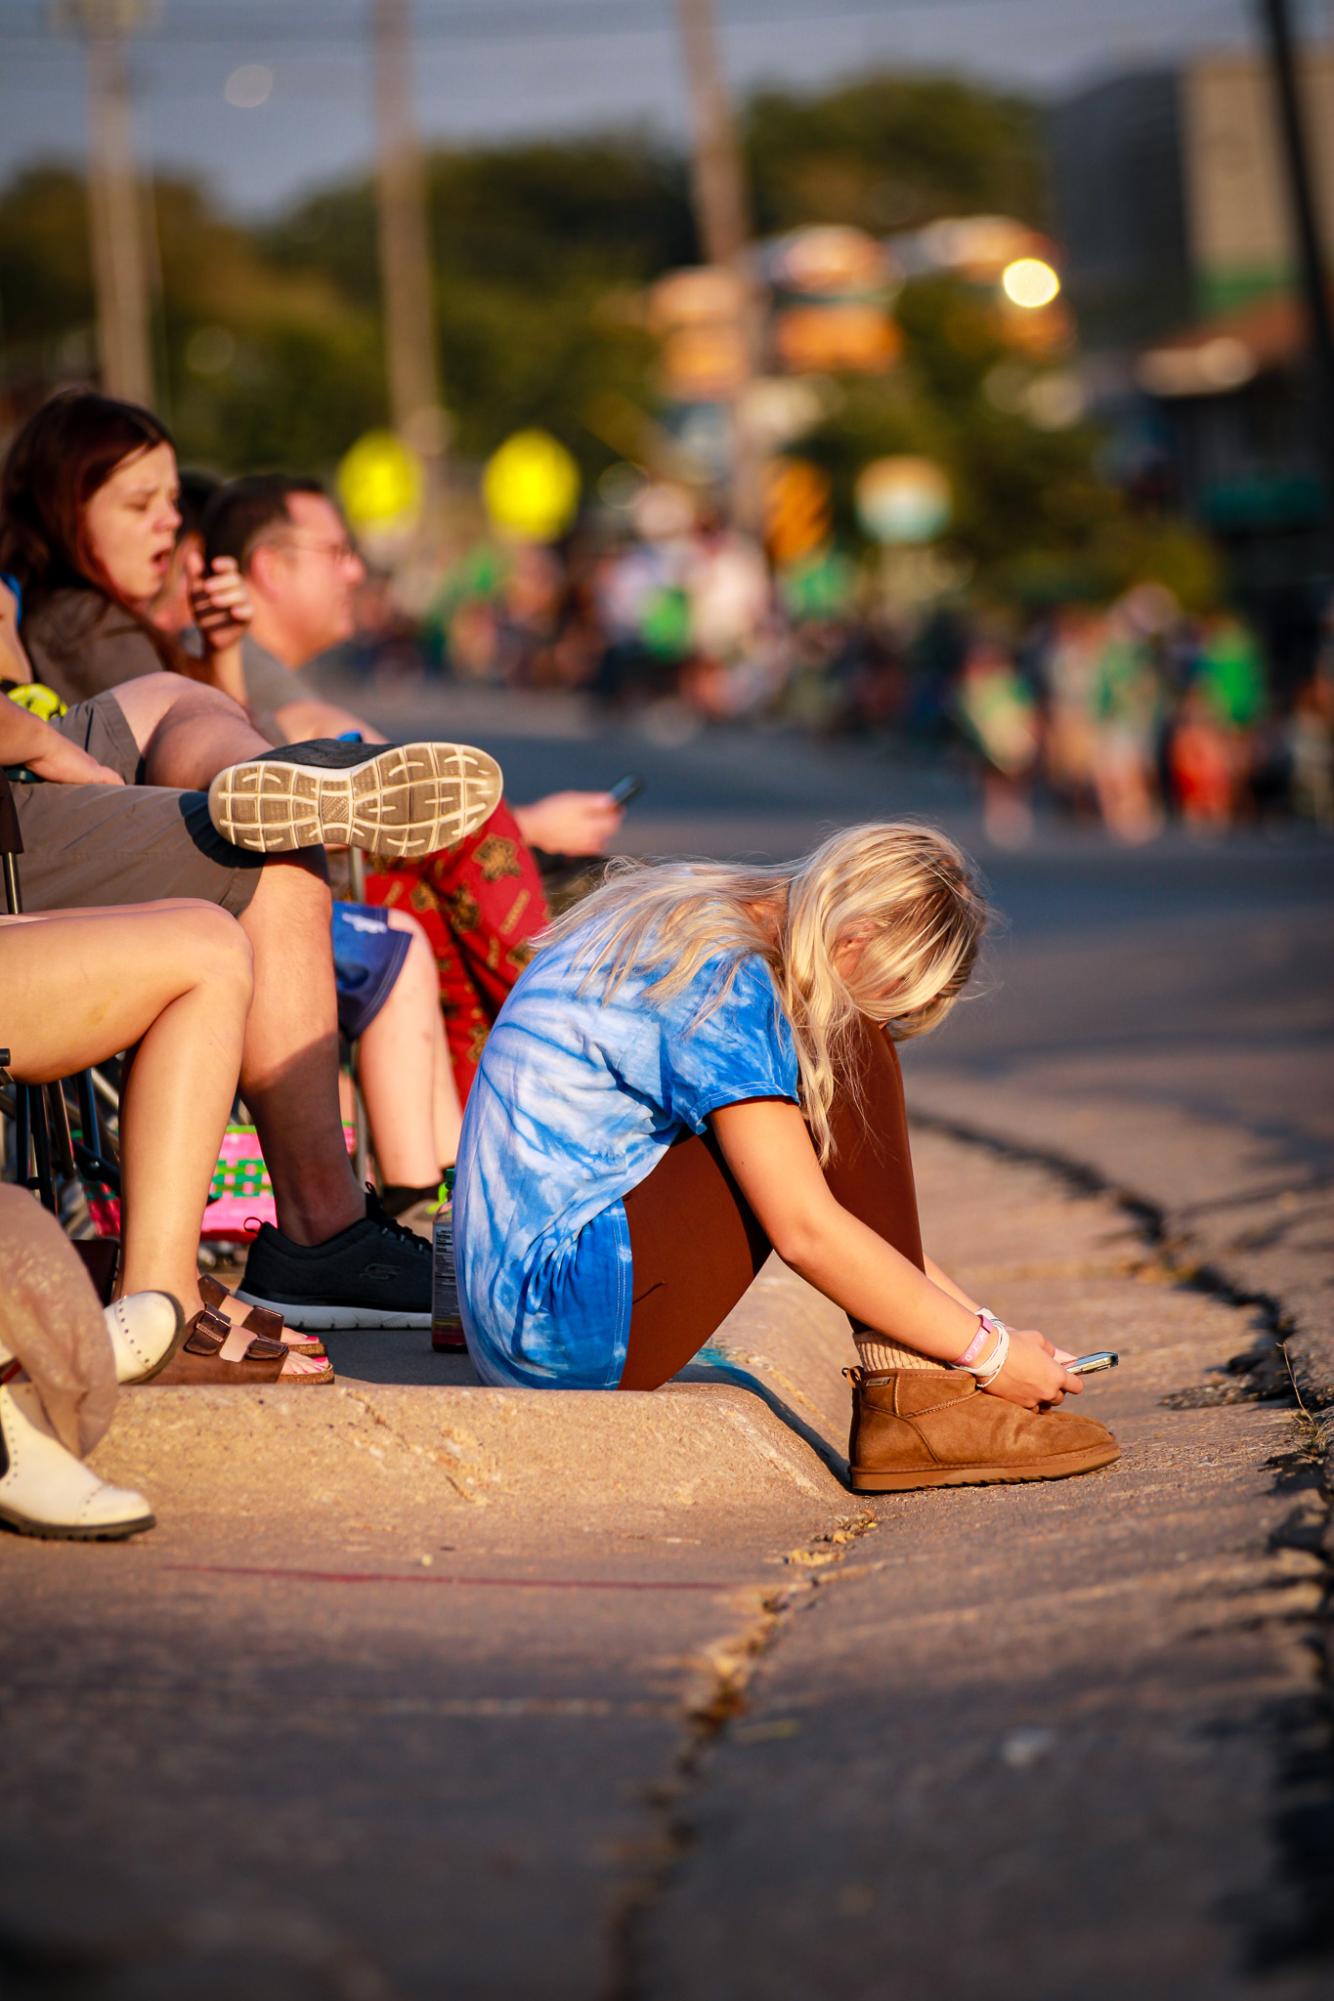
[236,856,365,1244]
[111,673,274,790]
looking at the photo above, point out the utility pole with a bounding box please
[1258,0,1334,549]
[57,0,155,406]
[675,0,764,535]
[371,0,447,551]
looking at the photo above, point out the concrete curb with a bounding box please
[91,1265,857,1530]
[92,1076,1328,1528]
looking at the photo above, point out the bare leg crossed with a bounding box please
[358,907,463,1186]
[111,673,274,791]
[235,857,365,1244]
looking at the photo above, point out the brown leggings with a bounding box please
[619,1015,924,1390]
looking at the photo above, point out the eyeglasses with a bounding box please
[259,535,360,566]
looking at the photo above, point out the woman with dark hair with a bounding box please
[0,387,250,702]
[0,393,504,1335]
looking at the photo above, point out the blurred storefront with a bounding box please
[1049,44,1334,679]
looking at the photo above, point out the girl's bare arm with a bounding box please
[923,1254,980,1311]
[708,1098,1077,1408]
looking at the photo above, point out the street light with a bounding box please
[1000,256,1061,310]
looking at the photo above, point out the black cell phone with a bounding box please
[1066,1351,1119,1376]
[608,773,645,808]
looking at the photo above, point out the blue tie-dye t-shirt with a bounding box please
[454,934,799,1389]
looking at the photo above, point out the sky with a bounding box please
[1,0,1330,217]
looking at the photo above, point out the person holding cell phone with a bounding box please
[198,472,629,1102]
[452,821,1121,1493]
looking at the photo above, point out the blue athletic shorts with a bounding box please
[332,902,412,1042]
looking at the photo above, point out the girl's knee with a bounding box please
[384,906,428,942]
[384,906,435,970]
[156,675,245,722]
[117,671,248,742]
[112,670,186,742]
[177,902,255,995]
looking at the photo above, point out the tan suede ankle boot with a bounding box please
[846,1367,1120,1492]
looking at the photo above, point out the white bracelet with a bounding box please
[955,1307,1005,1369]
[956,1312,1008,1376]
[972,1324,1010,1387]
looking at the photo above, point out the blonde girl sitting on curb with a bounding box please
[452,823,1119,1491]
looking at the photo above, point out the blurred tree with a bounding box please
[152,177,383,472]
[266,138,695,295]
[0,166,383,476]
[0,75,1212,604]
[745,74,1045,235]
[0,167,98,388]
[262,137,685,465]
[805,276,1217,606]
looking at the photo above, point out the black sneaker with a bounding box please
[236,1192,432,1330]
[207,738,502,860]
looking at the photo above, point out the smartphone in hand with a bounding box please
[1065,1351,1118,1376]
[608,773,645,809]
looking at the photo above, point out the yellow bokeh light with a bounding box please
[1001,257,1060,309]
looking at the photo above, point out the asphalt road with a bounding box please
[359,675,1334,1399]
[352,675,1334,1187]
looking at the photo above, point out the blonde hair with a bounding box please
[541,822,990,1162]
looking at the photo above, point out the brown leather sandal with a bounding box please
[198,1274,326,1358]
[150,1306,288,1386]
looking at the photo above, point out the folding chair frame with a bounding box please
[0,771,120,1212]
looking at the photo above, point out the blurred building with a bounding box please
[1053,49,1334,349]
[1050,45,1334,668]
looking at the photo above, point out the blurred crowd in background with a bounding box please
[346,504,1334,844]
[6,14,1334,849]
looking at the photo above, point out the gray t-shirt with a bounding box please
[22,590,162,707]
[22,594,308,751]
[240,635,311,740]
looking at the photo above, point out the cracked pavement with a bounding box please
[3,1126,1327,2000]
[3,704,1330,1998]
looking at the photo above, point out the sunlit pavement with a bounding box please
[1,680,1330,1999]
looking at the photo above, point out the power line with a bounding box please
[0,0,1279,52]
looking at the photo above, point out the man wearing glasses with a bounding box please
[204,475,623,1104]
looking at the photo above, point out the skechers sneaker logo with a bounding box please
[362,1262,410,1280]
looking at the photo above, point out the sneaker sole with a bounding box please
[235,1291,431,1332]
[208,742,503,861]
[849,1441,1121,1492]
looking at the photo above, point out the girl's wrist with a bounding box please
[972,1324,1010,1387]
[956,1307,1002,1365]
[954,1308,1009,1381]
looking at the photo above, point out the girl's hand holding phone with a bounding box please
[984,1326,1083,1409]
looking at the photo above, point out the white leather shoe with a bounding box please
[104,1291,185,1385]
[0,1378,155,1540]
